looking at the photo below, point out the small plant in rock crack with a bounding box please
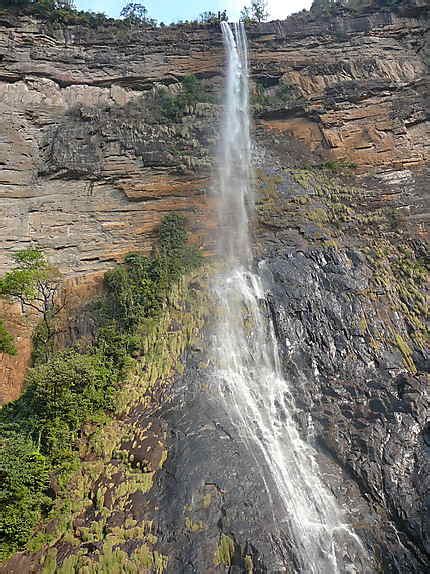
[153,75,214,122]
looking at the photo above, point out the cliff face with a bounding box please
[0,6,429,573]
[1,6,428,399]
[254,9,429,173]
[0,7,428,274]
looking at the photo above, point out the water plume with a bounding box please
[212,21,369,573]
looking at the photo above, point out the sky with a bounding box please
[74,1,313,24]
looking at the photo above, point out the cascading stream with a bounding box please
[213,22,370,573]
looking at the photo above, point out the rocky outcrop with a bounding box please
[0,18,221,278]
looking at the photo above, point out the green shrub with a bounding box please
[0,320,16,355]
[158,91,188,121]
[157,75,212,122]
[1,351,119,459]
[0,0,111,28]
[0,349,119,558]
[103,214,201,330]
[315,160,357,172]
[103,254,161,331]
[277,82,292,103]
[159,213,188,256]
[25,351,118,435]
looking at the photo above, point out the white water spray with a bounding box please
[213,22,369,573]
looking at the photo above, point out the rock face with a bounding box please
[0,6,428,274]
[0,4,428,399]
[263,249,429,571]
[253,7,430,173]
[0,5,429,573]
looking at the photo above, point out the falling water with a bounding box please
[213,22,369,573]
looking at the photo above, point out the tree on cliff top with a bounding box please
[199,10,228,25]
[240,0,269,23]
[120,2,156,26]
[0,0,75,8]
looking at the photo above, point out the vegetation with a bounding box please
[252,80,305,114]
[315,160,358,172]
[0,320,16,355]
[215,533,235,566]
[0,214,201,560]
[0,249,64,362]
[0,432,52,560]
[120,2,156,26]
[240,0,268,23]
[198,10,228,25]
[156,75,213,122]
[0,0,229,28]
[0,0,111,27]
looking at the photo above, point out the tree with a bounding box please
[25,351,117,436]
[240,0,268,23]
[0,0,75,8]
[0,0,32,7]
[0,249,65,359]
[0,432,51,559]
[120,2,156,26]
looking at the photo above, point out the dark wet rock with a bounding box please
[260,246,429,572]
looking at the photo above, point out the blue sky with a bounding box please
[75,1,313,24]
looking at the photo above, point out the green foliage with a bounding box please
[240,0,268,23]
[277,83,292,103]
[120,2,156,26]
[199,10,228,24]
[315,160,358,172]
[252,81,269,110]
[159,213,188,251]
[0,249,63,362]
[103,255,161,331]
[215,533,235,566]
[102,214,201,331]
[25,351,118,438]
[0,0,110,28]
[252,80,304,114]
[0,0,32,9]
[0,214,201,559]
[0,432,52,559]
[1,351,118,460]
[0,320,16,355]
[157,75,212,122]
[0,249,48,301]
[0,350,119,558]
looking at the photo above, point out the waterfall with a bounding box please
[213,22,370,573]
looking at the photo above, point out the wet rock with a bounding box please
[262,246,429,571]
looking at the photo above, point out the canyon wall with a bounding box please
[0,5,429,572]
